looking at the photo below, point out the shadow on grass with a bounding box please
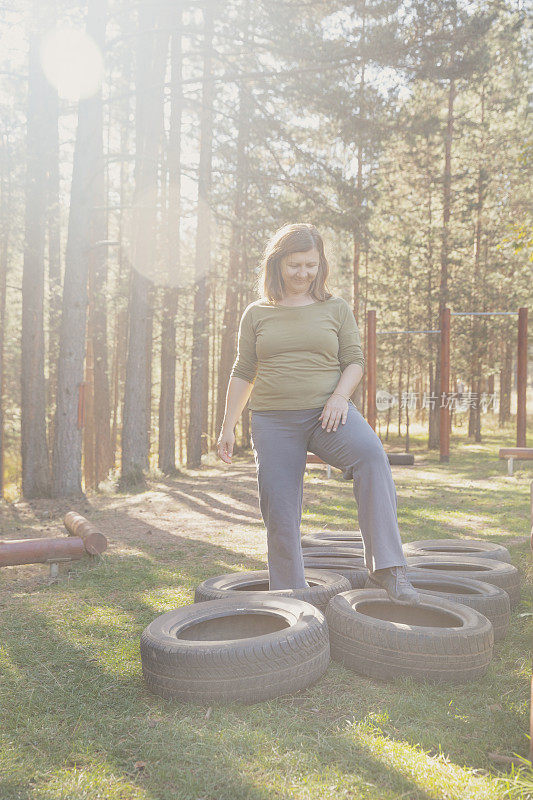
[1,589,501,800]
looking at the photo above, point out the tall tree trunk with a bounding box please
[201,279,211,455]
[405,252,411,452]
[187,3,215,468]
[469,87,486,446]
[425,153,438,449]
[434,77,455,454]
[84,92,111,488]
[397,356,403,437]
[87,233,112,487]
[46,83,61,445]
[121,1,171,488]
[21,22,52,498]
[0,135,9,498]
[158,21,183,474]
[83,335,96,488]
[352,7,366,413]
[52,0,107,497]
[215,4,251,437]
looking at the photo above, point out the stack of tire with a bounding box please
[140,533,519,704]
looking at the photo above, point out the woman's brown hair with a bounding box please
[256,223,333,304]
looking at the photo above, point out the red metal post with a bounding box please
[517,307,528,447]
[439,307,451,462]
[366,310,377,430]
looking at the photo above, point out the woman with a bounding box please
[216,223,419,605]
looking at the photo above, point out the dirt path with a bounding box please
[1,453,529,593]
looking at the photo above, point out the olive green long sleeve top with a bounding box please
[229,295,365,411]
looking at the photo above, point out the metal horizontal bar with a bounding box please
[376,329,441,334]
[450,311,518,316]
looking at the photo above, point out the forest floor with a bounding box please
[0,420,532,800]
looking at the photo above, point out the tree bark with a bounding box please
[121,0,171,488]
[215,6,251,437]
[433,77,455,454]
[46,82,61,446]
[187,3,215,468]
[52,0,107,497]
[0,136,9,498]
[21,22,52,498]
[158,21,183,474]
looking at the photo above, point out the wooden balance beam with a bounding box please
[499,447,533,476]
[0,514,107,581]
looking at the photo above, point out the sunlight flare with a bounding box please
[40,27,104,100]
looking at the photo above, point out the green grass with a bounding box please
[0,416,531,800]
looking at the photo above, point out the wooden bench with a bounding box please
[499,447,533,476]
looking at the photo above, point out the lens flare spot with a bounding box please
[40,27,104,101]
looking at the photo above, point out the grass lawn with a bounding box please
[0,416,531,800]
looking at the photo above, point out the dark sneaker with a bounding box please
[368,565,421,605]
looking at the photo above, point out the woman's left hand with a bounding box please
[319,394,349,432]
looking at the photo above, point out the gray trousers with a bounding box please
[250,402,408,590]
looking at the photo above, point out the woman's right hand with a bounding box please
[216,427,235,464]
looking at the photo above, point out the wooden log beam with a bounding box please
[63,512,108,555]
[0,537,85,567]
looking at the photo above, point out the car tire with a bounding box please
[301,556,368,589]
[387,453,415,465]
[194,568,350,612]
[301,548,368,589]
[326,588,493,683]
[301,531,363,547]
[364,570,510,641]
[141,594,330,704]
[403,539,511,564]
[405,555,520,607]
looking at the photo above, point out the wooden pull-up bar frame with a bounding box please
[365,307,528,461]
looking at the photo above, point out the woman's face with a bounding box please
[279,248,320,294]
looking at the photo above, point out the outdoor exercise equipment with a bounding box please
[302,551,368,588]
[387,452,414,465]
[498,446,533,476]
[308,452,414,481]
[0,513,107,580]
[365,307,528,462]
[326,588,494,683]
[402,538,511,564]
[63,511,108,554]
[405,554,520,607]
[300,530,363,546]
[301,543,364,557]
[193,568,350,612]
[140,594,330,703]
[364,572,510,641]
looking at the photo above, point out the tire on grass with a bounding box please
[405,555,520,607]
[141,594,330,704]
[326,588,493,683]
[301,545,365,558]
[194,568,350,612]
[403,538,511,564]
[304,557,368,589]
[302,552,368,589]
[387,453,415,466]
[301,531,363,547]
[364,570,510,641]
